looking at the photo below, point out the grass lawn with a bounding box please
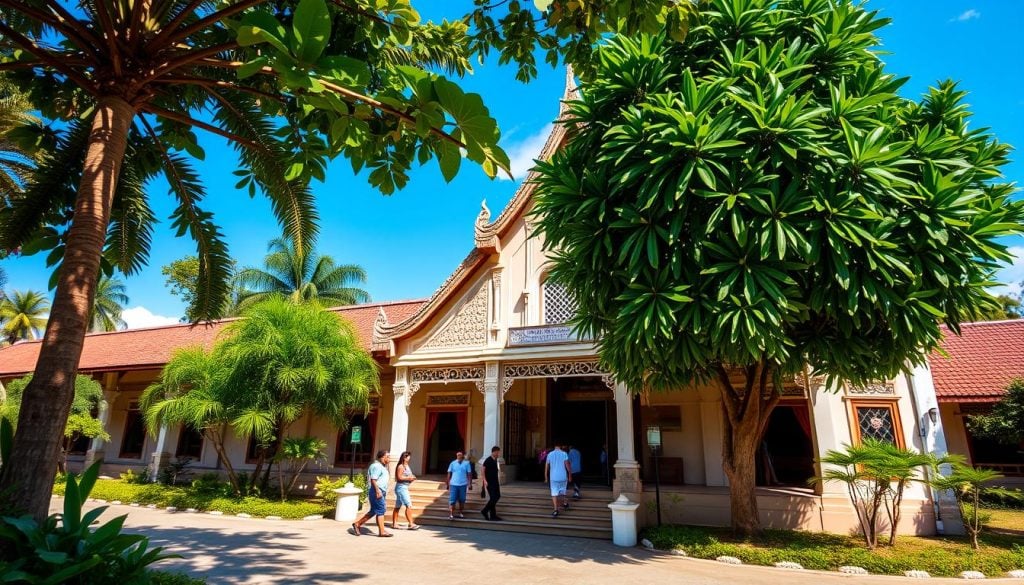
[641,524,1024,577]
[54,478,333,519]
[983,507,1024,535]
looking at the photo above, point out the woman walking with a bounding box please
[392,451,420,530]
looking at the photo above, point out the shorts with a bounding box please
[394,483,412,508]
[449,484,468,505]
[368,490,387,516]
[550,480,568,497]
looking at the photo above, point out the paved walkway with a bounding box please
[57,501,999,584]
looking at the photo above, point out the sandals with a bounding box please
[378,532,393,538]
[351,523,361,536]
[408,524,421,531]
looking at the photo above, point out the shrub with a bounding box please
[314,475,366,509]
[120,468,151,485]
[149,571,207,585]
[931,457,1024,549]
[1,462,175,584]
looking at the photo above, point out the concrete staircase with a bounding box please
[404,479,614,539]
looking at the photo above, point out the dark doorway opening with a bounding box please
[548,377,616,486]
[757,403,815,486]
[425,410,467,474]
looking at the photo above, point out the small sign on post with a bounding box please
[349,425,362,482]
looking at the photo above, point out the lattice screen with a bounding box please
[543,280,578,324]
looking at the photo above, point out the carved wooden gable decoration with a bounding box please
[418,279,488,350]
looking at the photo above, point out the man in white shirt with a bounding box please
[445,450,473,520]
[544,442,572,518]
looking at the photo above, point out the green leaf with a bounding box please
[293,0,331,63]
[237,11,289,56]
[238,57,269,80]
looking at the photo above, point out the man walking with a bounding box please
[544,441,572,518]
[480,446,503,521]
[446,450,473,520]
[568,444,582,499]
[352,450,392,537]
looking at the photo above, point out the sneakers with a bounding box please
[551,510,559,518]
[573,492,581,500]
[481,510,490,520]
[447,514,454,520]
[490,516,504,521]
[457,512,465,519]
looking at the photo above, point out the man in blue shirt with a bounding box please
[446,450,473,520]
[352,450,392,537]
[568,444,582,500]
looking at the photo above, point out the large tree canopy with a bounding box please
[534,0,1023,534]
[0,0,695,520]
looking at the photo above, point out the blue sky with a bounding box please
[2,1,1022,328]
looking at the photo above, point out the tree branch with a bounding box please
[151,0,267,53]
[151,0,206,49]
[327,0,389,25]
[0,0,102,61]
[152,76,285,104]
[141,104,264,151]
[0,20,97,93]
[146,41,240,82]
[715,364,741,426]
[91,0,123,77]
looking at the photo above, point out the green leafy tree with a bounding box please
[140,347,245,495]
[275,436,327,500]
[967,378,1024,447]
[816,440,933,549]
[930,456,1022,549]
[89,274,129,332]
[0,76,38,202]
[1,374,108,473]
[235,236,369,312]
[0,289,48,345]
[973,293,1022,321]
[0,0,694,521]
[533,2,1023,535]
[162,256,240,322]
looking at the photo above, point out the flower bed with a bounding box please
[641,524,1024,577]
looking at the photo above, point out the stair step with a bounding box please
[411,513,613,539]
[412,508,612,528]
[408,496,613,511]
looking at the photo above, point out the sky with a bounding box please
[2,1,1023,329]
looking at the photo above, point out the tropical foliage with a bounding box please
[0,289,48,344]
[162,256,238,322]
[0,462,175,583]
[89,275,129,332]
[274,436,327,500]
[1,374,109,473]
[816,440,933,549]
[931,456,1023,550]
[235,236,369,312]
[141,298,377,496]
[533,0,1024,535]
[967,378,1024,447]
[974,294,1022,321]
[0,76,39,203]
[0,0,694,521]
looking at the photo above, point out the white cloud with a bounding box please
[501,123,553,181]
[951,9,980,22]
[121,306,180,330]
[990,246,1024,297]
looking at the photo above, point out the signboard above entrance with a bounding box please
[507,324,588,346]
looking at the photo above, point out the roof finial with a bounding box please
[477,199,491,228]
[561,65,579,114]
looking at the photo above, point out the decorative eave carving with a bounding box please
[371,307,390,353]
[474,200,498,252]
[408,365,486,400]
[501,360,614,394]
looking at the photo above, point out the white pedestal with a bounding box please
[334,483,363,523]
[607,494,641,547]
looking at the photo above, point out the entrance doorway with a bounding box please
[757,402,815,486]
[548,377,616,485]
[424,409,467,474]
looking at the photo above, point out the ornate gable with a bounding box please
[417,279,488,350]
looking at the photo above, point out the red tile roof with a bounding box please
[0,300,424,378]
[929,319,1024,403]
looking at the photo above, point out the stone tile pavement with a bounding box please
[55,501,1002,584]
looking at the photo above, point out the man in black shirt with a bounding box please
[481,445,503,521]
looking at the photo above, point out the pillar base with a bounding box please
[148,451,171,482]
[84,449,105,469]
[612,460,642,501]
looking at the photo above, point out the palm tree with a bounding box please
[0,289,48,345]
[89,274,129,332]
[0,77,37,203]
[235,237,370,312]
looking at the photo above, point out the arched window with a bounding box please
[542,279,577,325]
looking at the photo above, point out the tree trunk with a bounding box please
[205,428,240,496]
[260,420,286,493]
[715,362,780,537]
[0,96,134,521]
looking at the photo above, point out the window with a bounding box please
[119,405,147,460]
[335,413,375,466]
[849,400,904,448]
[175,425,204,459]
[542,279,577,325]
[246,434,276,463]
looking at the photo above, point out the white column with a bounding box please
[148,424,170,481]
[612,382,642,498]
[85,388,119,468]
[389,367,410,464]
[700,400,726,486]
[482,361,500,452]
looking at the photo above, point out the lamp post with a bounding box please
[647,425,662,526]
[349,425,362,481]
